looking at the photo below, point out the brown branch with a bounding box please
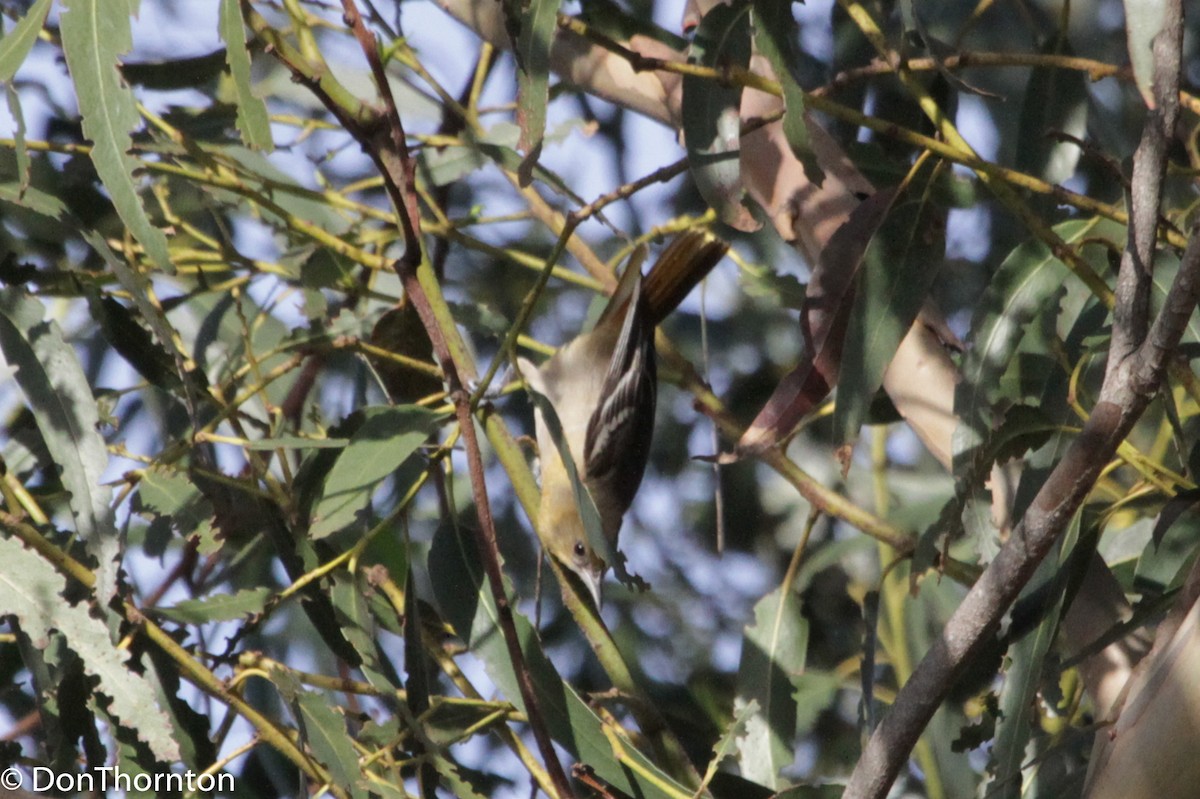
[338,0,421,272]
[842,4,1189,796]
[1105,6,1183,376]
[334,4,576,797]
[248,4,574,795]
[846,228,1200,799]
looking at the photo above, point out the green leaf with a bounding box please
[577,0,687,50]
[139,641,218,770]
[0,536,180,763]
[0,289,119,600]
[219,0,273,150]
[135,466,215,548]
[422,121,590,202]
[700,699,758,792]
[1137,492,1200,595]
[986,512,1081,798]
[751,0,824,185]
[684,3,760,232]
[1016,34,1087,186]
[835,168,944,447]
[428,523,694,799]
[0,0,38,191]
[4,82,29,194]
[87,293,182,390]
[157,588,273,624]
[119,49,228,90]
[515,0,561,176]
[955,218,1118,471]
[0,0,52,80]
[431,756,491,799]
[844,141,977,208]
[329,570,403,691]
[206,145,351,235]
[1122,0,1169,106]
[60,0,174,274]
[295,691,370,799]
[1150,249,1200,348]
[929,221,1117,568]
[243,435,351,451]
[310,406,438,539]
[742,266,807,311]
[78,231,188,394]
[735,584,809,790]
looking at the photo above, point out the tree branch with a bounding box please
[842,3,1188,795]
[249,3,576,795]
[1105,0,1183,376]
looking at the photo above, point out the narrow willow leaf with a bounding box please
[0,180,69,220]
[157,588,273,624]
[900,0,1000,99]
[0,536,180,762]
[9,209,186,393]
[955,217,1114,464]
[219,0,272,150]
[1150,250,1200,348]
[1016,34,1087,186]
[5,83,29,193]
[0,0,52,80]
[119,50,228,90]
[742,266,807,311]
[329,571,403,691]
[428,524,694,799]
[751,0,823,184]
[735,585,809,790]
[0,289,119,601]
[834,168,944,447]
[431,756,491,799]
[87,293,182,391]
[310,406,439,539]
[1122,0,1169,106]
[935,220,1117,569]
[136,466,214,548]
[684,3,760,232]
[987,512,1081,798]
[700,699,758,791]
[206,145,351,234]
[578,0,687,50]
[296,691,370,799]
[515,0,560,175]
[738,188,898,453]
[140,641,218,769]
[60,0,174,273]
[1137,493,1200,595]
[420,123,585,203]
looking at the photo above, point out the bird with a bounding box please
[518,230,729,606]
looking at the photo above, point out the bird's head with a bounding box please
[540,496,608,609]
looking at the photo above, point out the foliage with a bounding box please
[0,2,1198,799]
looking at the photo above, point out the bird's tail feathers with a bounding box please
[640,230,730,326]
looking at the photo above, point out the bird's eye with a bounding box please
[573,541,587,559]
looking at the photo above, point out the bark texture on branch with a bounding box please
[843,3,1188,795]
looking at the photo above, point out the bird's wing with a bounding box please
[582,276,657,524]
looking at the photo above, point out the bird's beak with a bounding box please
[581,568,604,610]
